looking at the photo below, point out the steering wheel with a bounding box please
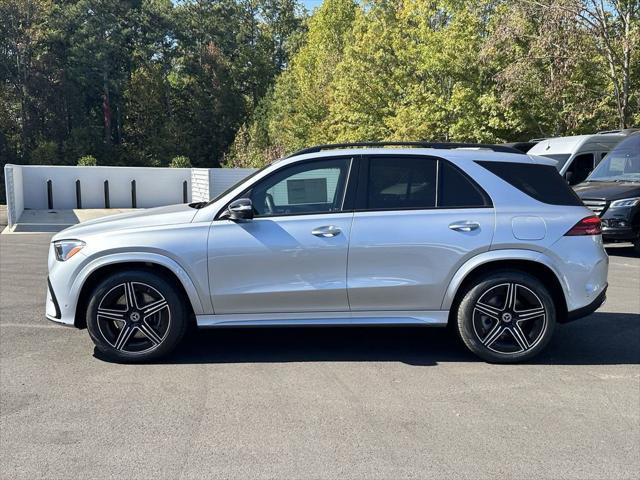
[265,193,275,215]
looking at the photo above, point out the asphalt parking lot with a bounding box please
[1,234,638,480]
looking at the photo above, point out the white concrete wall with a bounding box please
[20,165,191,210]
[3,165,259,229]
[210,168,257,198]
[4,164,24,228]
[191,168,211,203]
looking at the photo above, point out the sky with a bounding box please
[302,0,324,10]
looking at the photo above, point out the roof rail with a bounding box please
[597,128,639,135]
[286,141,524,158]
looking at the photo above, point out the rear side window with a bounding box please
[366,157,437,209]
[439,161,491,208]
[477,161,583,206]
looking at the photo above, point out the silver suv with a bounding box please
[46,142,609,363]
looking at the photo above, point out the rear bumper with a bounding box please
[545,235,609,314]
[564,285,607,322]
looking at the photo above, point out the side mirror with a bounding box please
[227,198,253,220]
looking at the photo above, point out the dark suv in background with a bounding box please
[574,133,640,253]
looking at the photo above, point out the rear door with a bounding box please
[347,155,495,311]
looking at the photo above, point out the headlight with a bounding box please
[610,197,640,208]
[53,240,85,261]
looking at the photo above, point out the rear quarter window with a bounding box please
[476,161,583,206]
[439,161,492,208]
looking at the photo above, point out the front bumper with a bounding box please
[46,276,74,326]
[601,206,639,242]
[46,277,61,319]
[602,224,638,242]
[46,242,84,327]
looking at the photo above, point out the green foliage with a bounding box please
[226,0,357,164]
[238,0,639,165]
[169,156,192,168]
[77,155,97,166]
[0,0,304,168]
[30,141,58,165]
[1,0,637,172]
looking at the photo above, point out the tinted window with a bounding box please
[248,158,351,217]
[367,157,437,209]
[439,161,491,207]
[477,161,583,206]
[566,153,594,185]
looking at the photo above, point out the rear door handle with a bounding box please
[312,226,341,238]
[449,221,480,232]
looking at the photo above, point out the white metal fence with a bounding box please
[3,164,256,230]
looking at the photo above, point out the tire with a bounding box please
[633,238,640,255]
[456,271,556,363]
[86,269,187,362]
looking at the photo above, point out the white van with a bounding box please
[528,134,626,185]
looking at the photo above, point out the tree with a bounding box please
[485,0,611,136]
[0,0,56,161]
[169,155,192,168]
[0,0,304,168]
[78,155,97,166]
[523,0,639,128]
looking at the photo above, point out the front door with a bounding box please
[347,155,495,311]
[208,157,355,314]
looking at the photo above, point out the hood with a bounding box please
[573,181,640,201]
[52,203,199,241]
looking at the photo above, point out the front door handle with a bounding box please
[449,221,480,232]
[312,225,341,238]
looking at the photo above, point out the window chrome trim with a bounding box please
[355,154,493,213]
[215,155,357,220]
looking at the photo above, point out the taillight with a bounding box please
[565,216,602,236]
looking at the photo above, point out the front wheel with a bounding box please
[86,270,187,362]
[456,271,556,363]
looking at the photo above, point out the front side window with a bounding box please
[566,153,595,185]
[247,158,351,217]
[366,157,437,210]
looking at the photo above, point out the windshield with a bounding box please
[537,153,571,169]
[587,135,640,182]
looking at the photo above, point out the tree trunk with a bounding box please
[103,66,112,145]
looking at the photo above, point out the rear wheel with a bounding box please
[86,270,187,362]
[456,271,556,363]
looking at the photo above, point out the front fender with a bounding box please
[70,252,206,318]
[440,249,569,310]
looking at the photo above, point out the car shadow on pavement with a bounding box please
[95,312,639,366]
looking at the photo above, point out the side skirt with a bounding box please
[196,310,449,328]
